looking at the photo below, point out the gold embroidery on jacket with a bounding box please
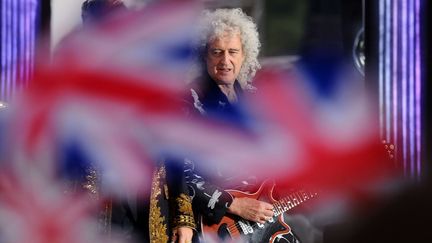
[149,166,168,243]
[173,215,196,229]
[177,193,193,215]
[82,167,99,199]
[80,166,112,236]
[173,193,196,229]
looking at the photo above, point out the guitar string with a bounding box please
[226,191,311,233]
[226,191,315,234]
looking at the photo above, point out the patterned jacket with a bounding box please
[184,75,257,229]
[80,161,196,243]
[183,75,302,243]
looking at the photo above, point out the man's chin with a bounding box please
[215,77,236,85]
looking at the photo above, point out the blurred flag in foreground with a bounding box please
[0,172,126,243]
[0,1,399,242]
[249,68,396,193]
[3,0,305,199]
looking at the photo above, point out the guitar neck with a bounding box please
[273,190,317,216]
[202,185,318,241]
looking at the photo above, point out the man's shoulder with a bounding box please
[179,80,206,116]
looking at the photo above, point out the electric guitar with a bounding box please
[202,180,317,242]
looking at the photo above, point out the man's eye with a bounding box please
[212,50,222,55]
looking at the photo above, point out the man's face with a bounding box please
[206,32,245,85]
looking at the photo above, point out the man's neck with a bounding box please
[218,84,238,104]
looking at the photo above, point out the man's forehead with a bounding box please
[208,35,242,47]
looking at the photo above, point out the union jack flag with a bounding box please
[0,1,396,242]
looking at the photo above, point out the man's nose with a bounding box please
[220,52,229,64]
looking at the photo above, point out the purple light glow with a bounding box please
[1,0,6,99]
[408,0,416,179]
[379,0,422,179]
[5,0,12,101]
[0,0,37,101]
[415,0,421,180]
[29,0,36,84]
[19,0,26,83]
[378,0,384,140]
[391,0,399,166]
[384,0,392,143]
[401,0,408,175]
[12,0,18,100]
[24,0,30,83]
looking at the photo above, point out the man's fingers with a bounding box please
[260,214,273,222]
[234,198,276,223]
[260,202,274,216]
[178,234,192,243]
[265,204,274,211]
[176,227,193,243]
[178,235,184,243]
[171,231,178,243]
[258,218,266,224]
[259,201,273,209]
[264,208,274,217]
[259,203,274,218]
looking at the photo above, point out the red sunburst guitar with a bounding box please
[202,180,317,243]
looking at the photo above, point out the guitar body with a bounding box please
[202,180,293,243]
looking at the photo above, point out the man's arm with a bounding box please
[165,161,196,230]
[228,197,274,224]
[184,159,274,225]
[184,159,233,224]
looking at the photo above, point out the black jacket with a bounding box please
[184,75,257,226]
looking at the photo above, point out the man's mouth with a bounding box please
[217,68,232,73]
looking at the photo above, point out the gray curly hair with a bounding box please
[195,8,261,89]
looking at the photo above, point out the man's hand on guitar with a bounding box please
[227,197,274,224]
[171,226,193,243]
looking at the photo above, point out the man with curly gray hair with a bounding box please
[184,8,301,243]
[195,8,261,92]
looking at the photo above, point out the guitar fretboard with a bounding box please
[273,190,317,216]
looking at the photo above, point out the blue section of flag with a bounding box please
[298,50,344,99]
[58,139,92,181]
